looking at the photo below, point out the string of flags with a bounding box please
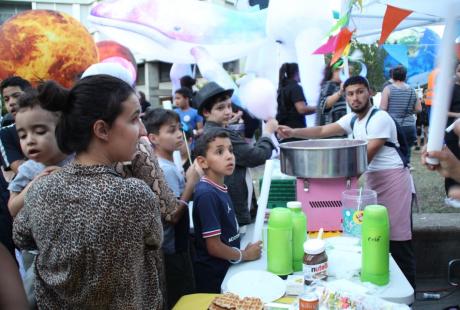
[313,1,414,64]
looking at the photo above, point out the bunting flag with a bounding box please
[331,28,353,64]
[313,34,338,55]
[378,5,413,46]
[343,43,351,57]
[327,14,350,36]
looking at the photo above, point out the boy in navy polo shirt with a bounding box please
[193,130,262,293]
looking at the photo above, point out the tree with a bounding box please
[349,40,387,92]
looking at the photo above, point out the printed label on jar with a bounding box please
[303,262,328,283]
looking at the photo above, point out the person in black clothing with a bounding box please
[445,61,460,200]
[0,76,30,173]
[138,91,151,113]
[180,75,198,109]
[0,172,12,259]
[276,63,315,138]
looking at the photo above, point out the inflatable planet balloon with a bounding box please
[383,28,440,87]
[0,10,98,88]
[96,40,137,81]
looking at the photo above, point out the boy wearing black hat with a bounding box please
[196,82,278,228]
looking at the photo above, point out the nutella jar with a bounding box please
[303,239,328,285]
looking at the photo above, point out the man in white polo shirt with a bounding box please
[278,75,415,288]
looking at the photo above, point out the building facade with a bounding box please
[0,0,243,106]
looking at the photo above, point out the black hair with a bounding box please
[175,87,192,99]
[143,107,180,135]
[194,129,230,158]
[139,90,146,101]
[17,87,59,116]
[17,88,41,111]
[343,76,370,91]
[278,63,299,89]
[201,92,231,115]
[0,76,32,94]
[39,75,135,154]
[180,75,196,90]
[321,59,344,85]
[392,66,407,81]
[389,68,394,79]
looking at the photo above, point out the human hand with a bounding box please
[264,118,278,135]
[454,121,460,138]
[277,125,295,139]
[422,145,460,181]
[229,110,243,124]
[242,241,262,261]
[33,166,61,181]
[185,160,202,184]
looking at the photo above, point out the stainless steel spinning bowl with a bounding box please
[279,139,368,178]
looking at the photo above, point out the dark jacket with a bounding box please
[203,121,275,225]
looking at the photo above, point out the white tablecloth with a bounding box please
[221,224,414,305]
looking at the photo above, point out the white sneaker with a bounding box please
[444,197,460,208]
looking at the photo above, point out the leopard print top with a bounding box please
[13,163,164,309]
[115,137,178,222]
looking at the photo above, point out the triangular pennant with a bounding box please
[378,5,413,46]
[328,14,350,36]
[313,34,338,55]
[342,43,351,57]
[331,28,353,64]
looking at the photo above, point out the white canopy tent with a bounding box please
[347,0,459,43]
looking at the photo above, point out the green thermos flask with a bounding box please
[267,207,293,276]
[361,204,390,286]
[287,201,307,272]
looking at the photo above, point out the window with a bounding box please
[0,2,31,25]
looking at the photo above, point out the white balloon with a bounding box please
[170,63,193,95]
[191,47,244,109]
[295,28,326,127]
[239,78,278,120]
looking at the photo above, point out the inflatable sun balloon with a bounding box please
[97,40,137,82]
[0,10,98,88]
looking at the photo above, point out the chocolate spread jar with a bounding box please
[303,239,328,285]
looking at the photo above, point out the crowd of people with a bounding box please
[0,59,459,309]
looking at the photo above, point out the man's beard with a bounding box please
[350,100,370,114]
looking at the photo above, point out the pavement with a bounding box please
[413,278,460,309]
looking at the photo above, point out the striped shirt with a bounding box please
[386,84,417,127]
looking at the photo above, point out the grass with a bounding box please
[411,148,460,213]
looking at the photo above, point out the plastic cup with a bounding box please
[341,189,377,237]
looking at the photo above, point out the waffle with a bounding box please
[209,293,240,310]
[208,293,263,310]
[237,297,264,310]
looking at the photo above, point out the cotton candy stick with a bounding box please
[252,159,274,244]
[426,3,458,165]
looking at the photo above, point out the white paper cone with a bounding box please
[252,159,274,243]
[426,4,458,165]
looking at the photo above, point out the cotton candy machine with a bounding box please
[280,139,368,231]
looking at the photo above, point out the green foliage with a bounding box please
[350,40,387,92]
[323,40,387,92]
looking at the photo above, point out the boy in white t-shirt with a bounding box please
[278,76,415,289]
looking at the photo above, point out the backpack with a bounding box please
[350,108,409,167]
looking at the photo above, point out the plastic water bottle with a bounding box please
[287,201,307,272]
[361,205,390,286]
